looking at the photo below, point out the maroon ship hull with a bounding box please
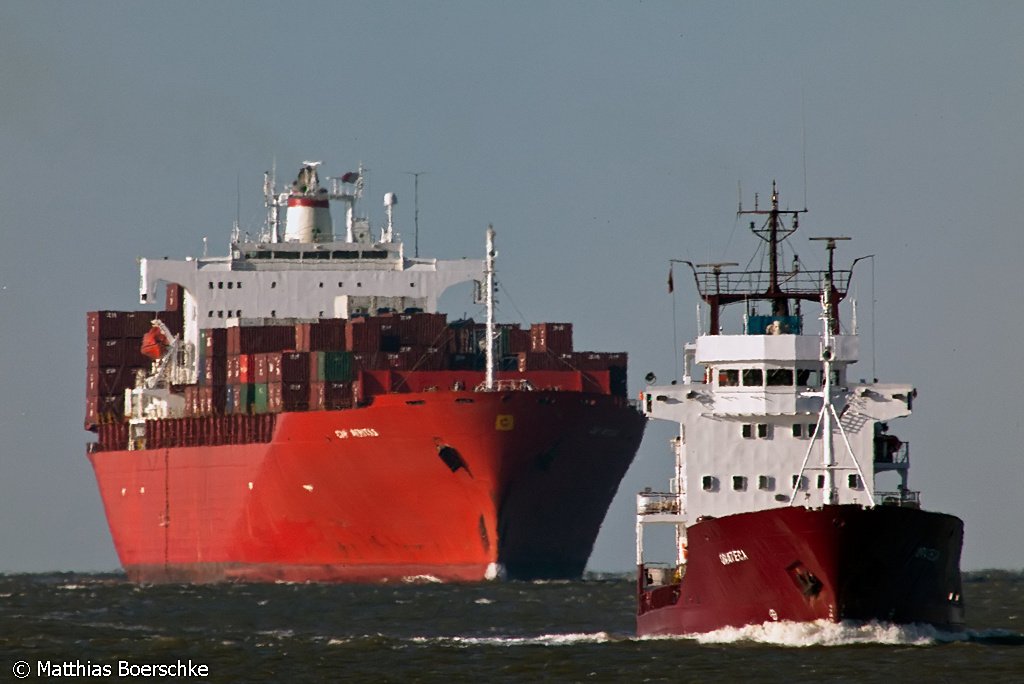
[89,389,645,583]
[637,504,964,635]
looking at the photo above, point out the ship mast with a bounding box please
[737,180,805,318]
[484,225,496,391]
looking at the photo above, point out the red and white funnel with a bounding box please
[284,162,332,242]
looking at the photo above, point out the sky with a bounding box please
[1,1,1022,575]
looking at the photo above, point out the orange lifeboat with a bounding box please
[140,324,169,360]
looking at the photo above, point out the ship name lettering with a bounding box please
[719,549,749,565]
[915,547,940,562]
[334,428,380,439]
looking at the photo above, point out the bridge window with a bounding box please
[767,368,793,386]
[742,369,763,386]
[792,475,807,491]
[701,475,717,492]
[758,475,775,491]
[848,474,861,489]
[742,423,771,439]
[797,368,822,387]
[719,369,739,387]
[732,476,747,491]
[817,474,826,489]
[793,423,817,438]
[227,282,233,289]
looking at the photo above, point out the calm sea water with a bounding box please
[2,571,1023,683]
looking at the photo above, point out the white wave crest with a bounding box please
[401,574,443,584]
[644,619,960,646]
[413,632,613,647]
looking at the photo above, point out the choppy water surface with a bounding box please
[2,571,1022,682]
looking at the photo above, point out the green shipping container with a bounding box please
[253,383,269,414]
[323,351,352,381]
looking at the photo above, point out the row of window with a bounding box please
[701,473,862,492]
[742,423,817,439]
[717,368,837,388]
[242,250,389,261]
[206,280,418,290]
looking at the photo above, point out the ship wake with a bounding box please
[644,619,1011,646]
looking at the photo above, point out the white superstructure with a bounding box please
[138,162,484,376]
[637,185,916,568]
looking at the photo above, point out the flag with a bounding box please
[668,265,674,293]
[341,171,360,184]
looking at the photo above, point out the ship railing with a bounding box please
[692,267,852,299]
[641,563,679,587]
[475,379,535,392]
[874,439,910,466]
[637,491,680,515]
[877,488,921,508]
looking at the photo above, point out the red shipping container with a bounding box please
[201,328,228,357]
[124,311,154,337]
[238,353,253,384]
[87,338,146,367]
[507,327,531,354]
[200,356,227,386]
[294,322,310,352]
[85,394,125,427]
[87,311,126,340]
[309,382,324,411]
[87,366,139,397]
[324,381,353,410]
[252,353,269,383]
[227,355,240,383]
[195,386,226,416]
[281,382,309,411]
[310,319,346,351]
[165,283,184,312]
[266,354,282,382]
[267,382,283,413]
[280,351,310,382]
[156,309,184,337]
[530,322,573,354]
[516,352,563,372]
[345,317,382,352]
[228,324,296,355]
[226,354,255,384]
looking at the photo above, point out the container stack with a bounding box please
[90,304,630,434]
[85,311,157,429]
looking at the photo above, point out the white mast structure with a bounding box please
[484,225,496,391]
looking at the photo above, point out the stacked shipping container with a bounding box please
[88,293,629,451]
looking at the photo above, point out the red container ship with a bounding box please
[635,184,963,634]
[86,162,646,583]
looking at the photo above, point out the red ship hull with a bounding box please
[637,504,964,635]
[89,390,645,583]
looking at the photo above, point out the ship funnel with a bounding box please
[284,162,332,243]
